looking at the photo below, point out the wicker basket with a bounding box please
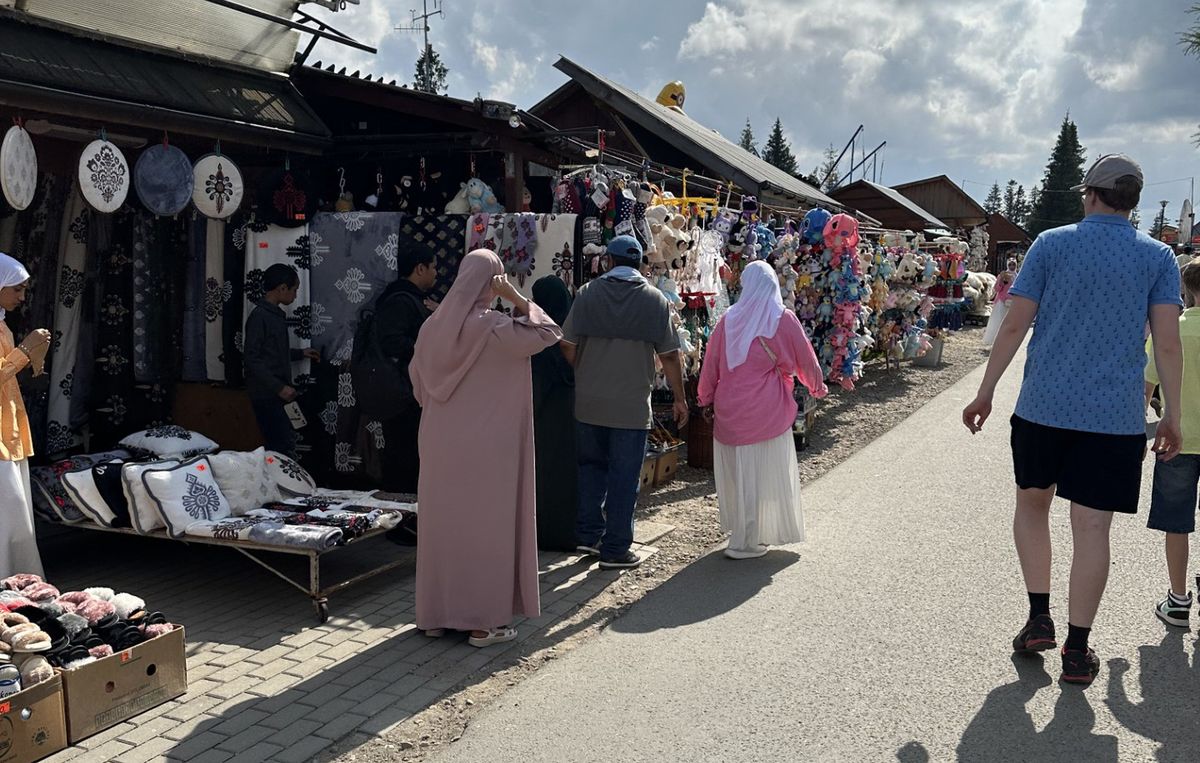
[687,415,714,470]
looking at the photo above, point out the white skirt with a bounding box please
[713,430,805,550]
[0,460,44,579]
[982,299,1010,347]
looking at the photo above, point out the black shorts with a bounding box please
[1010,415,1147,513]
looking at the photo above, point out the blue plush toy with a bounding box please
[801,208,832,245]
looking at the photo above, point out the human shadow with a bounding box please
[956,653,1118,762]
[609,549,800,634]
[1106,630,1200,762]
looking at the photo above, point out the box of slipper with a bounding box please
[0,575,186,745]
[0,674,68,763]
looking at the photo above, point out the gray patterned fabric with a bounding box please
[182,217,207,381]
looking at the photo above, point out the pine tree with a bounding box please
[1013,185,1029,227]
[1003,180,1018,220]
[761,118,799,176]
[414,46,449,95]
[811,144,841,192]
[983,183,1002,214]
[1027,186,1041,226]
[738,119,759,157]
[1027,115,1087,236]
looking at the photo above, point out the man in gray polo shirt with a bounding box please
[562,235,688,569]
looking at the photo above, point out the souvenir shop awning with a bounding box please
[0,12,331,153]
[548,57,838,210]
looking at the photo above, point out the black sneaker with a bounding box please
[1012,614,1057,653]
[1155,591,1192,628]
[598,551,642,570]
[1060,648,1101,685]
[575,543,601,557]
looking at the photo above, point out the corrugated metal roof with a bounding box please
[553,57,837,208]
[0,13,329,140]
[852,179,949,230]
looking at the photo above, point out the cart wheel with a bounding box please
[315,599,329,624]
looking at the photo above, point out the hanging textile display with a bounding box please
[0,125,37,212]
[399,214,465,303]
[134,143,193,217]
[77,139,130,214]
[46,189,89,454]
[243,224,313,382]
[132,216,179,383]
[308,211,400,365]
[205,218,228,381]
[192,154,243,220]
[510,213,576,299]
[222,216,249,387]
[181,217,208,382]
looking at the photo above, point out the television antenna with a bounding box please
[397,0,444,92]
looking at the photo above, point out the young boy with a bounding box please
[1145,261,1200,627]
[244,264,319,457]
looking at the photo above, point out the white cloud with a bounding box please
[641,36,660,52]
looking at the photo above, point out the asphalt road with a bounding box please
[433,349,1200,762]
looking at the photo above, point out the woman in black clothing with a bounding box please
[531,276,578,551]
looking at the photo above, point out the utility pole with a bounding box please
[396,0,443,92]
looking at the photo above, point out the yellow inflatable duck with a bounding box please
[656,81,686,113]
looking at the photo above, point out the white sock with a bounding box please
[1168,590,1193,606]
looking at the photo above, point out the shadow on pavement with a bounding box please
[954,652,1118,762]
[1106,630,1200,760]
[609,549,799,633]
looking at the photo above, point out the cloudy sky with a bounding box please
[307,0,1200,228]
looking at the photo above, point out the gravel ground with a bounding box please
[326,326,987,763]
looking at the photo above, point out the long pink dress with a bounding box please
[410,251,563,631]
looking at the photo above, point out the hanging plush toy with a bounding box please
[445,183,470,214]
[466,178,504,214]
[801,208,833,245]
[823,214,860,255]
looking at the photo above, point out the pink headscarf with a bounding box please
[411,250,507,403]
[723,260,785,370]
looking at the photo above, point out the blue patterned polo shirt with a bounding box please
[1010,214,1181,435]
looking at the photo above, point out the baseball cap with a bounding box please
[606,234,643,261]
[1071,153,1143,192]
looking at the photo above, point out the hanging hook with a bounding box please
[162,130,169,148]
[214,139,222,157]
[285,155,291,172]
[100,127,108,143]
[338,167,346,194]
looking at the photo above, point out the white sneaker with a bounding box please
[724,545,769,560]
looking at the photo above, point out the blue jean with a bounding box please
[576,423,648,558]
[251,398,297,459]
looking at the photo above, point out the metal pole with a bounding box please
[822,125,863,188]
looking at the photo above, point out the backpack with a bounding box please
[351,292,421,420]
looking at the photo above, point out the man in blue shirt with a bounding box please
[963,154,1184,685]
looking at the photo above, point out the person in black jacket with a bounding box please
[244,264,320,458]
[375,243,438,492]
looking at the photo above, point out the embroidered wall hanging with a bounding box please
[134,143,193,217]
[192,154,244,220]
[77,139,129,214]
[0,125,37,211]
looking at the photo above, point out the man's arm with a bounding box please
[962,296,1038,433]
[560,341,577,367]
[659,349,689,428]
[1149,303,1183,460]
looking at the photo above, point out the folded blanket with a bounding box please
[277,490,417,514]
[186,516,342,551]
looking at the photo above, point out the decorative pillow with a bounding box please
[60,464,116,527]
[208,448,272,515]
[120,460,179,534]
[31,450,130,524]
[90,462,131,528]
[120,426,218,460]
[264,452,317,497]
[141,457,231,538]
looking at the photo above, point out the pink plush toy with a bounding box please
[822,214,860,254]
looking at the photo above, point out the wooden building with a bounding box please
[830,180,949,233]
[892,175,989,231]
[986,213,1032,272]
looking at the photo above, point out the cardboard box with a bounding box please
[653,450,679,486]
[638,455,657,492]
[62,627,187,744]
[0,675,67,763]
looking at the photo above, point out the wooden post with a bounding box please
[504,151,525,212]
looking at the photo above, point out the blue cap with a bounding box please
[606,234,643,262]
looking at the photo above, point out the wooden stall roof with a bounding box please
[987,213,1032,245]
[532,57,838,209]
[892,175,989,229]
[830,179,949,232]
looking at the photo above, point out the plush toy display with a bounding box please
[466,178,504,214]
[444,183,470,214]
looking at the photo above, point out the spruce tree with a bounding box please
[1027,116,1087,235]
[761,118,799,176]
[812,144,841,192]
[984,183,1002,214]
[1014,186,1029,227]
[738,119,759,157]
[414,47,449,94]
[1003,180,1018,220]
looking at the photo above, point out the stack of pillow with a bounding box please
[0,574,178,695]
[44,426,319,539]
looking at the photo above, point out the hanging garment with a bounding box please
[222,215,249,387]
[181,217,207,382]
[204,218,227,381]
[132,216,178,383]
[243,224,313,383]
[401,215,465,304]
[513,214,576,299]
[45,189,89,455]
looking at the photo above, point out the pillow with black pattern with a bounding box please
[31,450,130,524]
[91,461,132,528]
[141,457,231,538]
[264,451,317,497]
[120,426,218,460]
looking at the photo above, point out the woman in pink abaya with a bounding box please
[410,250,563,647]
[697,261,828,560]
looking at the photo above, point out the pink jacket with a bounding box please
[697,311,828,446]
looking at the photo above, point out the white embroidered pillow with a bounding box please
[264,451,317,497]
[60,464,116,527]
[141,457,231,538]
[121,459,181,534]
[208,448,271,515]
[120,425,218,460]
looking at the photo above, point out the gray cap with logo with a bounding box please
[1071,153,1144,191]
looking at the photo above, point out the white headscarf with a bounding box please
[0,253,30,320]
[724,260,785,370]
